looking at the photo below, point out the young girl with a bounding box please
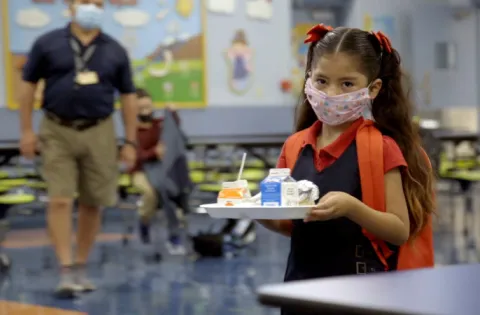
[259,25,435,287]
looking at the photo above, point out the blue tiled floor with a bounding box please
[1,191,480,314]
[1,213,290,315]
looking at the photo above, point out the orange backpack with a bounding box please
[284,120,434,271]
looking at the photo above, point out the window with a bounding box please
[435,42,456,69]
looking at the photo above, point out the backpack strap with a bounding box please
[398,149,435,270]
[357,120,434,270]
[284,130,309,170]
[356,120,393,269]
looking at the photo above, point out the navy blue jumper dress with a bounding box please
[281,141,398,315]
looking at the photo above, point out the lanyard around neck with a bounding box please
[70,38,96,72]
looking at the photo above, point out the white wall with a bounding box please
[449,11,477,107]
[343,0,413,70]
[345,0,478,111]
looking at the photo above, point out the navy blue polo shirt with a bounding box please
[22,24,135,120]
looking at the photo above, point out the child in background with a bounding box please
[258,25,435,308]
[132,88,185,255]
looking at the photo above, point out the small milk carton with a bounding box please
[217,180,251,206]
[260,168,299,206]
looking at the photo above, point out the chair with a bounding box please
[144,110,192,253]
[144,109,192,202]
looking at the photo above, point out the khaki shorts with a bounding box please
[38,115,118,207]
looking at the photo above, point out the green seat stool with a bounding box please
[0,179,29,187]
[190,170,207,184]
[197,183,222,193]
[240,169,266,182]
[0,187,11,194]
[0,193,35,205]
[118,174,132,187]
[438,153,480,179]
[234,159,265,168]
[217,173,237,182]
[126,186,142,195]
[26,181,47,189]
[189,160,205,170]
[441,169,480,181]
[218,169,266,183]
[248,182,259,192]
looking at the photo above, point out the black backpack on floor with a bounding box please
[191,219,255,257]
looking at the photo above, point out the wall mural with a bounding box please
[246,0,272,21]
[207,0,235,15]
[225,29,254,95]
[291,23,314,98]
[2,0,207,109]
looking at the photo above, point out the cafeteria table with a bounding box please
[257,264,480,315]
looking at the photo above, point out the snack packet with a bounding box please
[297,180,319,205]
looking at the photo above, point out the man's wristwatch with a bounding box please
[124,139,137,148]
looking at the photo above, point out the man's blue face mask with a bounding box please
[75,4,104,30]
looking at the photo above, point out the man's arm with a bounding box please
[19,82,37,133]
[120,93,137,143]
[20,38,46,133]
[115,48,137,142]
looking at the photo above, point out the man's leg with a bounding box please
[74,203,101,292]
[75,203,102,267]
[39,117,79,298]
[133,172,158,244]
[75,117,118,291]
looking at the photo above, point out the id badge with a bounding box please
[75,71,99,85]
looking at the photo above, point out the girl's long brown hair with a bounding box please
[296,27,435,239]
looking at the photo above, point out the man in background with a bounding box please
[132,88,186,255]
[18,0,137,298]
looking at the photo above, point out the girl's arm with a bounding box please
[257,220,292,237]
[346,168,410,245]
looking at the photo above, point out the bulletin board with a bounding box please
[1,0,208,110]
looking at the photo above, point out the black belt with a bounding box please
[45,111,108,131]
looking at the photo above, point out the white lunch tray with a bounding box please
[200,203,312,219]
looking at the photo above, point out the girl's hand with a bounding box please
[304,191,357,222]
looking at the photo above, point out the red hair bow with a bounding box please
[371,31,392,53]
[304,24,333,44]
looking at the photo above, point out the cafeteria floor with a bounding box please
[0,190,478,315]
